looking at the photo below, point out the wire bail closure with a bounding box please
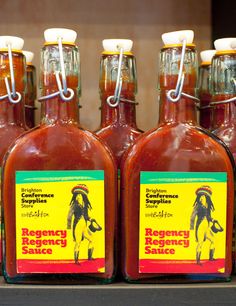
[166,38,199,104]
[0,42,22,104]
[38,36,74,103]
[106,46,124,108]
[106,47,138,108]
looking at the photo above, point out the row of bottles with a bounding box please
[0,28,235,284]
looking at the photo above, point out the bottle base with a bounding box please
[4,272,115,285]
[124,273,231,284]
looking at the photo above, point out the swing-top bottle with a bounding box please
[211,38,236,272]
[0,36,27,266]
[2,28,117,284]
[121,30,234,283]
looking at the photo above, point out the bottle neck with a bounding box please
[158,75,198,125]
[158,90,198,125]
[25,64,37,106]
[0,51,26,128]
[40,44,80,125]
[198,64,211,107]
[99,53,137,127]
[40,85,80,125]
[211,52,236,130]
[0,98,26,127]
[158,45,198,126]
[100,85,137,127]
[211,95,236,130]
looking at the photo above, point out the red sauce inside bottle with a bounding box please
[0,50,27,265]
[25,64,36,128]
[0,51,26,162]
[95,54,142,167]
[121,46,234,282]
[2,44,117,284]
[199,92,212,129]
[198,64,212,130]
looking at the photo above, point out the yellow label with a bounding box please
[139,172,227,274]
[16,170,105,274]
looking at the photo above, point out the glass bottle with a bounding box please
[210,39,236,132]
[95,39,142,167]
[95,40,143,277]
[0,36,27,265]
[121,30,234,283]
[198,50,215,129]
[2,28,117,284]
[23,51,37,128]
[211,38,236,271]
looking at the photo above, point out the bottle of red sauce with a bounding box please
[121,30,234,283]
[2,28,117,284]
[0,36,27,266]
[198,50,216,130]
[23,51,37,129]
[95,39,142,167]
[95,40,143,276]
[211,37,236,271]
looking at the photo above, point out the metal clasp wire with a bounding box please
[38,37,74,103]
[166,38,199,104]
[210,78,236,106]
[106,47,138,108]
[106,47,124,108]
[0,43,22,104]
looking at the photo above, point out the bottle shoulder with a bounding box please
[122,123,233,172]
[0,125,26,163]
[3,124,116,169]
[96,124,143,140]
[213,124,236,154]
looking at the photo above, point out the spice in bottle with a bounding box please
[121,30,234,283]
[2,28,117,284]
[198,50,216,129]
[23,51,37,128]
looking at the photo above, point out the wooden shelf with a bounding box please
[0,277,236,306]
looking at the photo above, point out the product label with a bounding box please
[16,170,105,274]
[139,172,227,274]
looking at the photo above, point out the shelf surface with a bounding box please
[0,276,236,306]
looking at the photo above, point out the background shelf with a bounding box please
[0,277,236,306]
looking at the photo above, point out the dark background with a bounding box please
[212,0,236,44]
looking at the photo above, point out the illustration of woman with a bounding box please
[190,186,223,265]
[67,184,101,265]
